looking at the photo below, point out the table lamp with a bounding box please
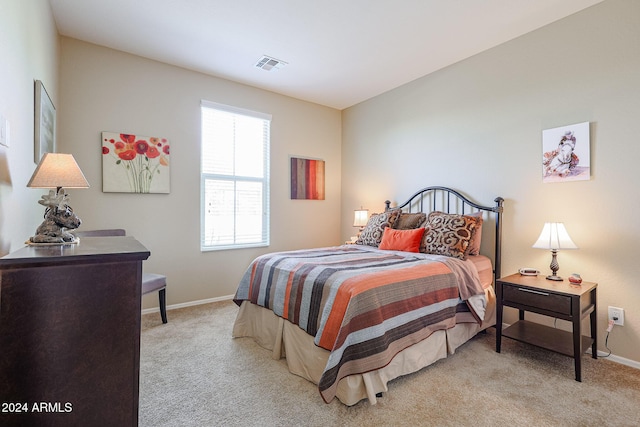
[532,222,577,281]
[27,153,90,244]
[351,208,369,242]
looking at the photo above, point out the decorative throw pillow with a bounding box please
[379,227,425,252]
[421,211,479,259]
[355,210,400,247]
[393,212,427,230]
[466,212,483,256]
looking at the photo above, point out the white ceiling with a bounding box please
[49,0,604,110]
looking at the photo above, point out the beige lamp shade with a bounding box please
[27,153,89,189]
[532,222,577,281]
[353,209,369,227]
[532,222,577,250]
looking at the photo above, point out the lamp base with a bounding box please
[546,249,562,281]
[26,237,79,246]
[29,193,82,244]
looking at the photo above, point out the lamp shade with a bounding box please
[532,222,577,250]
[27,153,89,189]
[353,209,369,227]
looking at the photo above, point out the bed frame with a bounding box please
[385,186,504,284]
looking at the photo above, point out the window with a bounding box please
[200,101,271,251]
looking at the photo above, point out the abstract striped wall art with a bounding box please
[290,157,325,200]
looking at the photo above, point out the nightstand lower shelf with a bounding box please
[503,320,594,357]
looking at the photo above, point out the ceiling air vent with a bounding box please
[255,55,287,71]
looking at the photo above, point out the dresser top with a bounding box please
[0,236,150,268]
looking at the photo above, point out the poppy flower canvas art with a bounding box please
[102,132,170,193]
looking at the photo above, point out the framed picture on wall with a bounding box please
[542,121,590,183]
[290,156,325,200]
[101,131,171,193]
[34,80,56,163]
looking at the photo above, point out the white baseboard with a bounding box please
[592,349,640,370]
[141,294,234,316]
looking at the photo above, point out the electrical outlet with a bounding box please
[608,306,624,326]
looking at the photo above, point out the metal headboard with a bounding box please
[385,186,504,283]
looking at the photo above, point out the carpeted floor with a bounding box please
[139,301,640,427]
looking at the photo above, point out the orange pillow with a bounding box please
[378,227,425,253]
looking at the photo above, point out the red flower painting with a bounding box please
[102,132,171,193]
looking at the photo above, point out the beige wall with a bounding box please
[0,0,59,255]
[57,38,342,308]
[341,0,640,363]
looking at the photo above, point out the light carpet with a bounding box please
[139,301,640,427]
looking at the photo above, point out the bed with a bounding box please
[232,186,504,405]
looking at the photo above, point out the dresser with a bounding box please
[0,237,150,426]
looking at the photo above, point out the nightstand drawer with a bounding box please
[503,284,571,315]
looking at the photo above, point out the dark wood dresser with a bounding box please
[0,237,150,426]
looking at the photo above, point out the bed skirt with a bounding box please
[232,286,496,406]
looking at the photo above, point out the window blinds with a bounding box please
[200,101,271,250]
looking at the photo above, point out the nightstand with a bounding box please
[495,273,597,382]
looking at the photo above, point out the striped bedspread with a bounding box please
[233,245,486,403]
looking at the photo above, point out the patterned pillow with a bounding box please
[421,211,480,259]
[393,212,427,230]
[466,212,484,256]
[355,210,400,247]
